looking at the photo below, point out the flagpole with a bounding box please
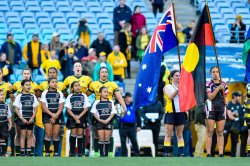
[172,0,181,71]
[205,2,226,101]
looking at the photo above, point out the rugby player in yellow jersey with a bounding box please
[34,67,67,156]
[0,68,15,102]
[12,68,38,156]
[64,62,92,94]
[88,67,126,157]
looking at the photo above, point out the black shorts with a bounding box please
[206,111,226,121]
[19,124,34,130]
[0,124,9,139]
[164,112,186,126]
[15,117,34,125]
[43,112,63,125]
[96,123,112,130]
[66,116,87,129]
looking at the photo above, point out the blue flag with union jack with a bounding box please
[133,5,178,108]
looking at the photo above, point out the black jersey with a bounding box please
[0,102,11,124]
[206,81,228,111]
[65,93,91,115]
[91,100,116,121]
[13,93,38,119]
[40,90,64,113]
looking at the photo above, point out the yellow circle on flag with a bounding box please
[182,43,199,72]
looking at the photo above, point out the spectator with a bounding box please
[0,52,13,82]
[113,0,132,45]
[118,23,132,78]
[119,92,141,157]
[176,22,185,44]
[22,33,42,70]
[60,48,77,79]
[40,50,61,79]
[182,20,196,43]
[136,26,151,62]
[49,32,63,55]
[75,38,88,61]
[92,52,114,81]
[81,48,98,76]
[0,32,22,66]
[40,43,50,64]
[141,100,164,156]
[224,92,242,157]
[131,6,146,60]
[107,45,127,82]
[194,104,206,157]
[150,0,166,17]
[90,32,112,57]
[76,18,91,48]
[58,41,69,60]
[230,15,246,43]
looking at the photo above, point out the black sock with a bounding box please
[0,140,7,155]
[15,146,21,156]
[109,137,113,153]
[30,146,34,156]
[82,135,86,156]
[53,139,60,156]
[77,136,83,156]
[104,141,110,157]
[20,148,25,156]
[94,138,99,152]
[99,141,104,157]
[70,135,76,156]
[44,138,51,154]
[26,148,31,156]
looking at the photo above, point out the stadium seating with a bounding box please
[197,0,250,42]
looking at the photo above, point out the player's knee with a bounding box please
[207,129,214,137]
[216,129,223,136]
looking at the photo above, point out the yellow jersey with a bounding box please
[12,81,38,94]
[88,80,119,100]
[64,75,92,94]
[0,82,13,101]
[40,59,61,77]
[38,81,66,92]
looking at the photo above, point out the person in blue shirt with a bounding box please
[118,92,141,156]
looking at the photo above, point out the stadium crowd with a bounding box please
[0,0,250,158]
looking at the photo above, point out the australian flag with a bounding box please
[133,5,178,108]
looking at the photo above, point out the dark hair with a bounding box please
[134,5,140,12]
[0,68,3,74]
[71,81,79,89]
[210,66,219,73]
[168,70,179,82]
[99,86,108,93]
[48,77,57,84]
[0,89,3,93]
[99,67,108,74]
[21,79,30,86]
[48,67,58,74]
[22,68,32,74]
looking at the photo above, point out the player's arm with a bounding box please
[114,90,127,115]
[7,106,12,131]
[164,86,178,100]
[207,84,224,101]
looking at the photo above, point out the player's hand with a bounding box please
[50,118,55,124]
[76,119,81,124]
[8,124,12,131]
[21,118,28,124]
[137,127,141,132]
[28,118,34,124]
[217,84,224,91]
[74,115,80,120]
[51,113,57,119]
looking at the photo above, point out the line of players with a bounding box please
[0,62,126,157]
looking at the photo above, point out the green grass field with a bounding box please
[0,157,250,166]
